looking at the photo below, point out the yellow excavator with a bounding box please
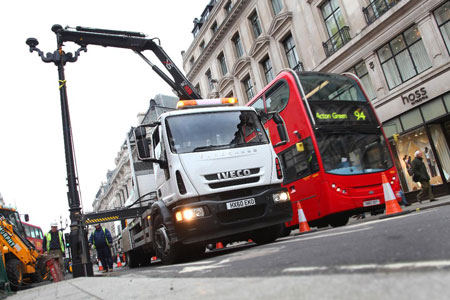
[0,206,50,290]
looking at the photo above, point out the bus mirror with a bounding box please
[270,112,289,148]
[24,214,29,222]
[296,142,304,152]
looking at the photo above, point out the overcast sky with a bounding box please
[0,0,208,232]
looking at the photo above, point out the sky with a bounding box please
[0,0,209,233]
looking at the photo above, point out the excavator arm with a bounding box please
[51,25,201,100]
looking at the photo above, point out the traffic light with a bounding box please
[64,233,70,248]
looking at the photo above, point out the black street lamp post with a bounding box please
[26,25,93,277]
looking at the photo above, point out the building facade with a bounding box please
[91,94,178,254]
[182,0,450,197]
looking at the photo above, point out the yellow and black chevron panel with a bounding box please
[85,216,119,224]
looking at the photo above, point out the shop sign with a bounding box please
[401,87,428,106]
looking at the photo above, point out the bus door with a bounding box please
[278,136,321,225]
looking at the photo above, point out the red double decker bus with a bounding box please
[22,222,44,253]
[248,70,400,233]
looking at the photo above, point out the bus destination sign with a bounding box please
[310,102,377,126]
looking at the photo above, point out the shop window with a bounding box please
[443,93,450,111]
[421,99,446,121]
[400,108,423,131]
[383,117,402,137]
[394,127,442,192]
[431,124,450,182]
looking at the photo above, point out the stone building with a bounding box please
[182,0,450,197]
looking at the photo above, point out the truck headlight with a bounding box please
[273,191,290,203]
[175,207,205,222]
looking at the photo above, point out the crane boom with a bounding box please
[52,25,201,100]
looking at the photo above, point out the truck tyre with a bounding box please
[186,243,205,260]
[252,224,283,245]
[6,258,23,291]
[152,214,182,264]
[279,226,292,237]
[126,251,139,268]
[328,216,349,227]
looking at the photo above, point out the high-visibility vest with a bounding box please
[92,227,110,249]
[46,231,65,252]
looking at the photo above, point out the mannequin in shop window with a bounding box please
[424,147,437,177]
[403,155,413,176]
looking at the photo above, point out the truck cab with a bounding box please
[135,98,292,264]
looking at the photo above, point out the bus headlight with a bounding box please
[175,207,205,222]
[273,191,290,203]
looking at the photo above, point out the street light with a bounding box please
[26,25,93,277]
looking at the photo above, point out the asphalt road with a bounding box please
[108,203,450,278]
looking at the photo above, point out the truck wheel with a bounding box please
[126,251,139,268]
[252,224,283,245]
[152,214,181,264]
[186,243,205,260]
[328,216,349,227]
[6,258,23,291]
[280,226,292,237]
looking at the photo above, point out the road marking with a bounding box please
[276,227,373,245]
[157,260,216,269]
[179,259,230,274]
[283,260,450,273]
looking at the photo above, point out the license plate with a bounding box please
[363,199,380,207]
[226,198,256,210]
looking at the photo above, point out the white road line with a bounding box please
[157,260,216,269]
[283,260,450,273]
[276,227,373,245]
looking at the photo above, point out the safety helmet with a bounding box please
[50,221,58,227]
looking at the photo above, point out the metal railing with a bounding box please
[363,0,401,25]
[322,26,351,57]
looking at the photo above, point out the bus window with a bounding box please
[25,226,31,237]
[38,229,43,239]
[30,228,36,238]
[265,80,289,113]
[250,97,265,116]
[280,137,319,183]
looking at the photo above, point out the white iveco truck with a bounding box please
[134,98,293,264]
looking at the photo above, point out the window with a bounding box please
[261,56,274,84]
[250,97,265,116]
[347,61,377,101]
[218,52,228,76]
[283,34,302,71]
[243,76,255,101]
[280,137,319,183]
[271,0,283,15]
[193,26,200,38]
[224,1,233,15]
[189,56,195,68]
[434,1,450,54]
[249,11,262,38]
[377,25,431,89]
[233,33,244,58]
[195,84,201,97]
[321,0,350,56]
[211,21,218,34]
[206,69,214,91]
[200,40,205,51]
[265,80,289,114]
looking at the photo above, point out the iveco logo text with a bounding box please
[217,169,251,180]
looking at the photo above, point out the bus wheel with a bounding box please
[152,214,181,264]
[6,258,23,291]
[252,224,283,244]
[328,216,349,227]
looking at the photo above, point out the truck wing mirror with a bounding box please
[134,126,168,169]
[268,111,289,148]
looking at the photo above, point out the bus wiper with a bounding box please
[193,144,231,152]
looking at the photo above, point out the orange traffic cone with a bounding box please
[297,202,311,233]
[382,173,403,215]
[216,242,224,249]
[151,256,158,263]
[117,254,123,267]
[98,259,103,271]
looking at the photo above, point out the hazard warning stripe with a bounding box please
[85,216,119,224]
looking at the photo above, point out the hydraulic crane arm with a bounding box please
[52,24,201,100]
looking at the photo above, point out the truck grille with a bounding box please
[208,177,259,189]
[217,204,266,223]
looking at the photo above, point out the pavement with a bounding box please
[6,195,450,300]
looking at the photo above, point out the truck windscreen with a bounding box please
[166,111,269,154]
